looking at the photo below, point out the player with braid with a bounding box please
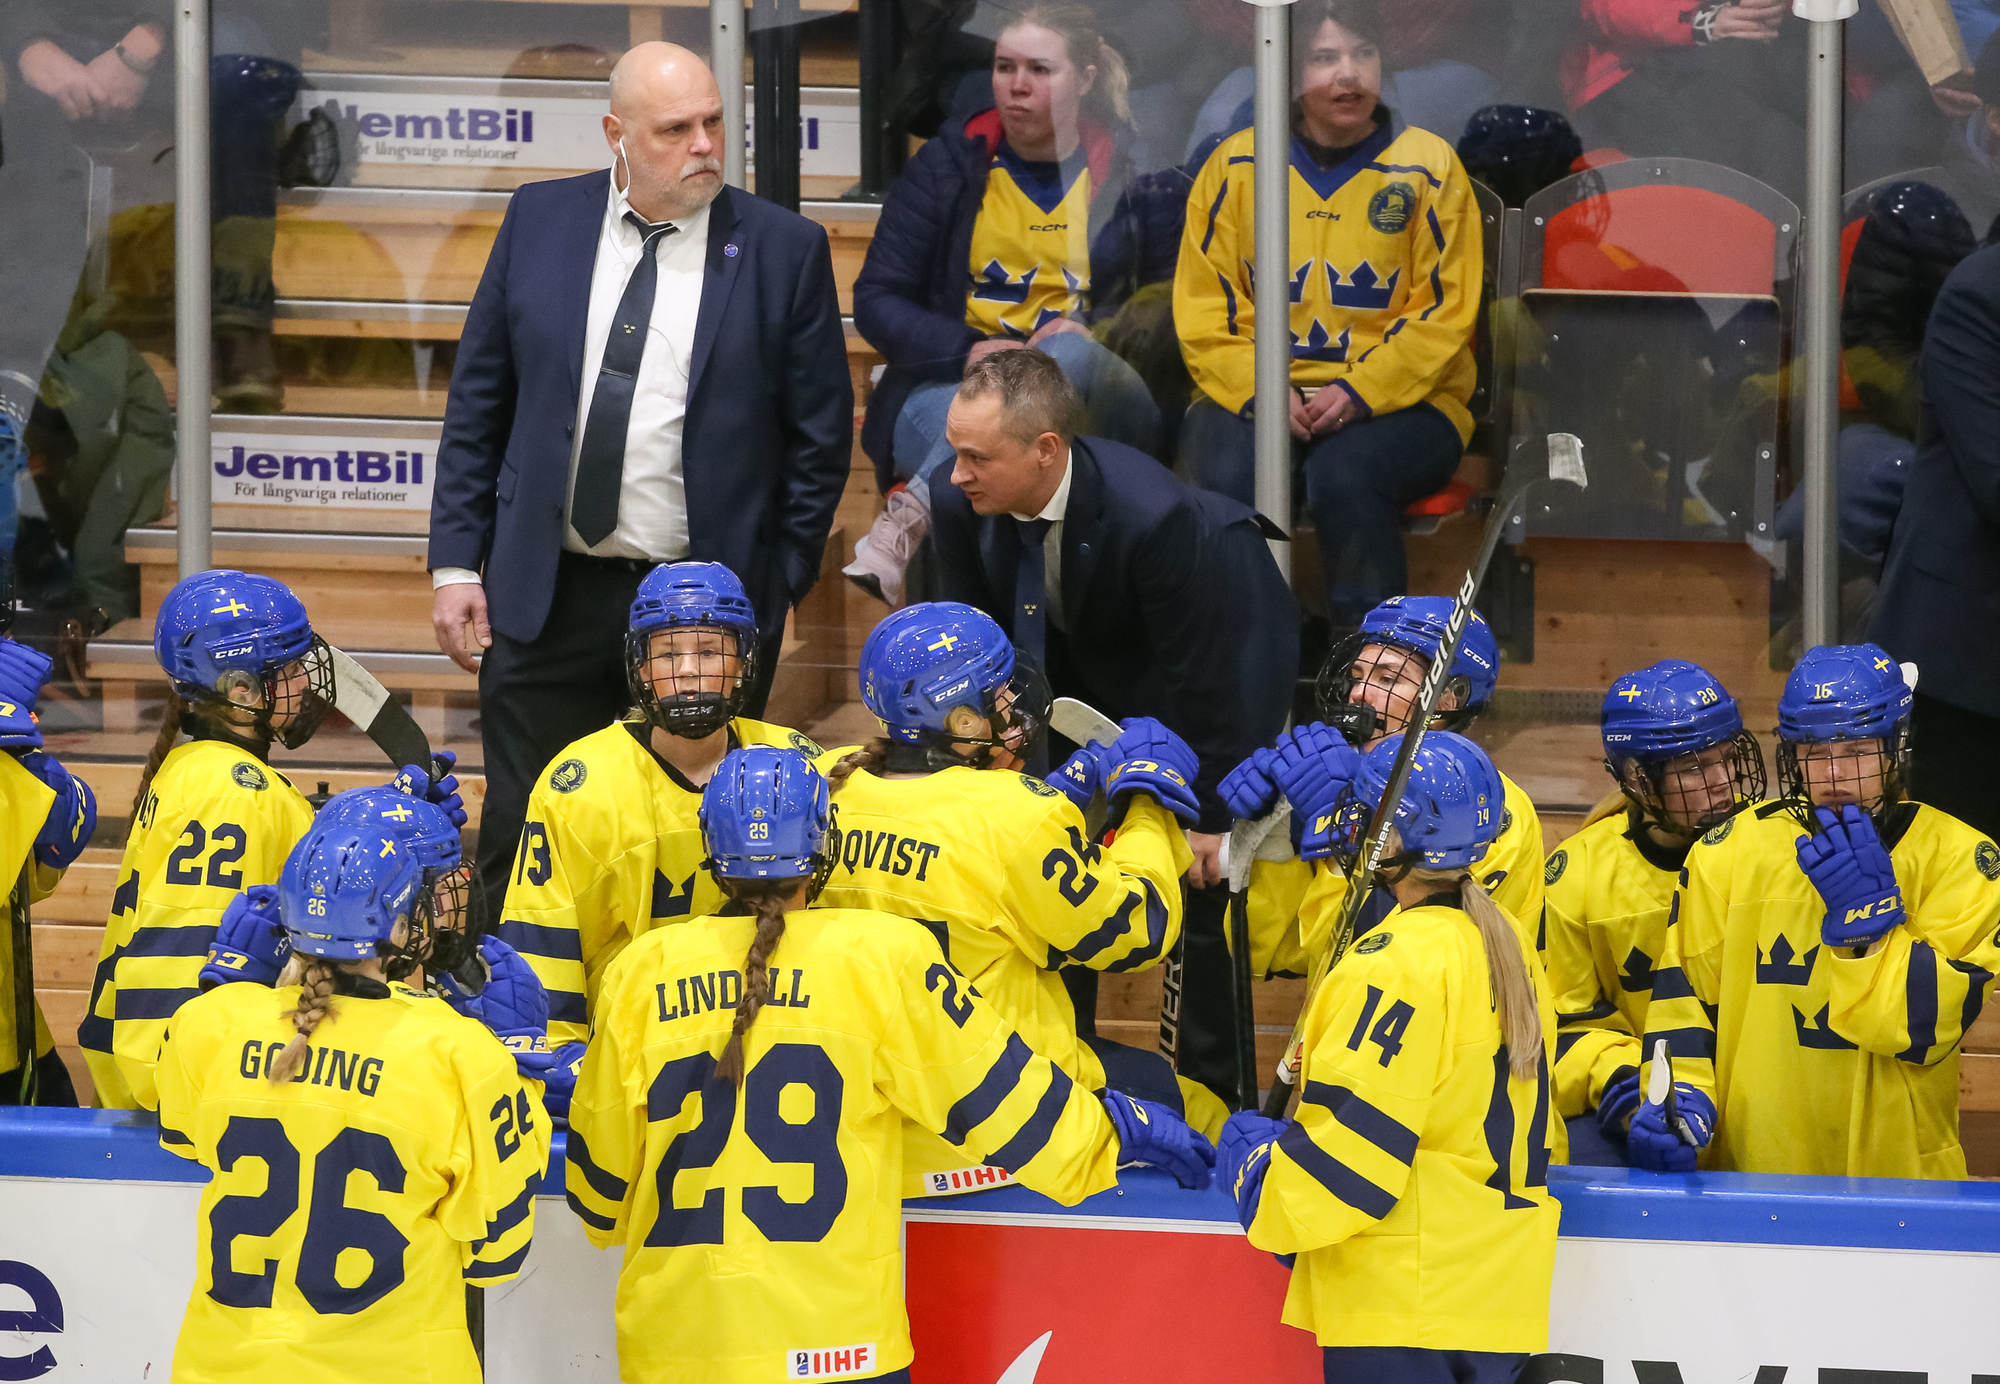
[82,570,462,1109]
[154,814,549,1383]
[567,745,1213,1384]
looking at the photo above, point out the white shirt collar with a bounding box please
[1010,445,1073,523]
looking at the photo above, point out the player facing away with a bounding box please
[1641,644,2000,1177]
[0,627,97,1104]
[496,561,822,1115]
[154,814,551,1384]
[82,570,463,1109]
[1219,732,1557,1384]
[566,746,1213,1384]
[1543,660,1766,1165]
[814,602,1227,1153]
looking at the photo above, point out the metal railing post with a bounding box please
[175,0,213,575]
[713,0,747,188]
[1250,0,1295,575]
[1797,0,1851,646]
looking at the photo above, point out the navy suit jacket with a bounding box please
[429,174,853,642]
[931,436,1298,833]
[1872,242,2000,717]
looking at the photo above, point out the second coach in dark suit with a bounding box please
[429,42,851,907]
[1871,240,2000,841]
[930,347,1297,1105]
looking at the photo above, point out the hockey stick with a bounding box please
[326,645,446,782]
[1223,802,1289,1109]
[1261,434,1587,1117]
[11,865,36,1104]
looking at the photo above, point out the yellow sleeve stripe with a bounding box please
[464,1240,531,1283]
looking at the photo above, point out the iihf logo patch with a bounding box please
[1367,181,1417,234]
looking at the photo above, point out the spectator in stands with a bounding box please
[1871,240,2000,841]
[429,42,851,923]
[1175,0,1481,634]
[845,3,1164,609]
[927,348,1297,1109]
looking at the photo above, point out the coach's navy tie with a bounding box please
[573,212,678,547]
[1014,518,1052,666]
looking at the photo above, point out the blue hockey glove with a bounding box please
[19,750,96,869]
[437,936,554,1080]
[1219,746,1282,821]
[201,885,290,988]
[1219,1110,1289,1232]
[1628,1084,1715,1173]
[0,637,51,748]
[1270,723,1362,824]
[1101,717,1202,826]
[538,1040,588,1123]
[393,750,467,829]
[1595,1065,1644,1143]
[1046,739,1110,812]
[1796,804,1906,950]
[1101,1089,1216,1190]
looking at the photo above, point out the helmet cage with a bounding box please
[626,621,756,740]
[1315,632,1478,743]
[1610,729,1767,835]
[1776,721,1911,826]
[185,633,335,750]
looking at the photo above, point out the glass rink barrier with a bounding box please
[5,1110,2000,1382]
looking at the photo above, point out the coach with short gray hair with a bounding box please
[929,347,1297,1107]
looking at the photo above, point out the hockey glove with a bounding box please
[1219,1110,1289,1232]
[393,749,467,829]
[0,637,51,748]
[20,750,96,869]
[539,1040,588,1123]
[436,936,556,1081]
[1101,1089,1216,1190]
[1796,803,1906,950]
[1102,717,1203,826]
[1046,739,1110,813]
[1219,746,1282,821]
[1594,1065,1643,1143]
[202,885,290,989]
[1628,1084,1715,1173]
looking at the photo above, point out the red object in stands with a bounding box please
[1404,478,1477,519]
[1542,184,1779,297]
[1837,215,1866,412]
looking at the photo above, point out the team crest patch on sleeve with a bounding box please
[789,730,825,756]
[1019,773,1059,797]
[1702,816,1735,846]
[1977,841,2000,881]
[1544,849,1567,886]
[548,758,588,793]
[1367,180,1418,234]
[1354,931,1392,954]
[231,762,268,791]
[785,1342,878,1379]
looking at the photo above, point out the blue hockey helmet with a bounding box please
[858,602,1049,766]
[313,786,472,976]
[1602,660,1766,833]
[700,745,838,890]
[626,561,760,739]
[1316,596,1500,744]
[1327,730,1507,872]
[278,818,428,962]
[1776,644,1914,816]
[154,569,333,748]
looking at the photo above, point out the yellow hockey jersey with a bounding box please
[1,752,62,1076]
[566,906,1121,1384]
[1175,120,1482,440]
[1247,899,1558,1352]
[83,737,316,1109]
[497,717,822,1047]
[817,764,1189,1095]
[155,976,548,1384]
[1543,810,1688,1119]
[1643,801,2000,1179]
[965,143,1093,339]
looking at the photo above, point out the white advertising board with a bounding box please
[210,417,440,512]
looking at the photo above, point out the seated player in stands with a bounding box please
[1220,733,1557,1384]
[566,746,1212,1384]
[1174,0,1481,629]
[495,561,821,1116]
[817,601,1230,1158]
[1542,660,1765,1165]
[845,2,1163,606]
[156,814,549,1384]
[1,620,97,1105]
[81,569,462,1109]
[1640,645,2000,1177]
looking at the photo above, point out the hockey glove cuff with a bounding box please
[1220,746,1282,821]
[1103,718,1202,826]
[1046,740,1109,813]
[393,749,467,829]
[1219,1110,1288,1232]
[1594,1066,1643,1143]
[1101,1089,1216,1190]
[0,637,51,748]
[1628,1084,1715,1173]
[1797,804,1905,949]
[202,885,290,989]
[22,750,95,869]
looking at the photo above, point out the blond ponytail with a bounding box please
[1091,38,1131,125]
[269,955,339,1085]
[825,737,890,794]
[1456,876,1544,1078]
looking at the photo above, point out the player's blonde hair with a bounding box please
[1404,860,1543,1079]
[131,700,183,820]
[825,737,891,793]
[718,879,793,1085]
[1000,3,1132,126]
[268,954,341,1085]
